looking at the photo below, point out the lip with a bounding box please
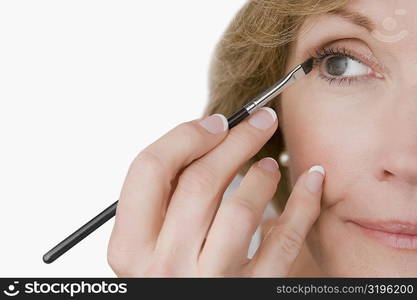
[348,219,417,250]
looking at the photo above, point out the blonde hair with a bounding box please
[203,0,348,212]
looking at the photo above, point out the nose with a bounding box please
[379,96,417,186]
[382,154,417,186]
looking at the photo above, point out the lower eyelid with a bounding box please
[317,72,373,86]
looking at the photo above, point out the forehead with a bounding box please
[289,0,417,64]
[347,0,417,35]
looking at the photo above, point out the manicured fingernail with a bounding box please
[198,114,228,134]
[305,165,325,194]
[257,157,279,173]
[248,107,277,130]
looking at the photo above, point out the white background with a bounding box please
[0,0,248,277]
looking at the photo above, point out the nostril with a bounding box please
[381,170,394,181]
[383,170,394,177]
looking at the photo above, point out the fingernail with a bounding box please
[257,157,279,173]
[305,165,325,194]
[198,114,228,134]
[248,107,277,130]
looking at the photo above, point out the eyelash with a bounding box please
[311,46,372,86]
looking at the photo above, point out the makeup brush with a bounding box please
[227,58,314,127]
[42,58,314,264]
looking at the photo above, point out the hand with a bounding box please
[107,108,325,277]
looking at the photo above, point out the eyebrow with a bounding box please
[327,8,376,32]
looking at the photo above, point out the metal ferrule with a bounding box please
[243,64,305,115]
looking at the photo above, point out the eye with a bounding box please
[311,47,380,84]
[321,55,371,77]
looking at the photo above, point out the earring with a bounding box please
[278,150,289,167]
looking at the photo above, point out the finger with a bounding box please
[109,114,228,256]
[250,165,325,277]
[156,108,278,257]
[198,157,281,274]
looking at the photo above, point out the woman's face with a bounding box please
[280,0,417,276]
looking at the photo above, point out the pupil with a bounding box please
[326,56,348,76]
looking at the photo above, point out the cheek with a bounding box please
[280,86,349,179]
[280,83,376,208]
[279,82,417,275]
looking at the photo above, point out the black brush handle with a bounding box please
[43,201,118,264]
[42,107,250,264]
[227,107,250,129]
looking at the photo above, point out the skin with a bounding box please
[283,0,417,276]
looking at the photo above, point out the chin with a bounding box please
[307,212,417,277]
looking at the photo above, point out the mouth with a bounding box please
[348,219,417,250]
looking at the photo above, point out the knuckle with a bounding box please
[130,149,167,178]
[176,121,205,145]
[227,131,256,152]
[226,127,271,159]
[177,159,218,196]
[224,195,259,232]
[106,247,135,277]
[144,251,197,277]
[107,233,154,277]
[275,225,304,257]
[144,260,179,277]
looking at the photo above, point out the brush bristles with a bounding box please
[301,58,314,75]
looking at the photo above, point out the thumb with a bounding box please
[249,165,325,277]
